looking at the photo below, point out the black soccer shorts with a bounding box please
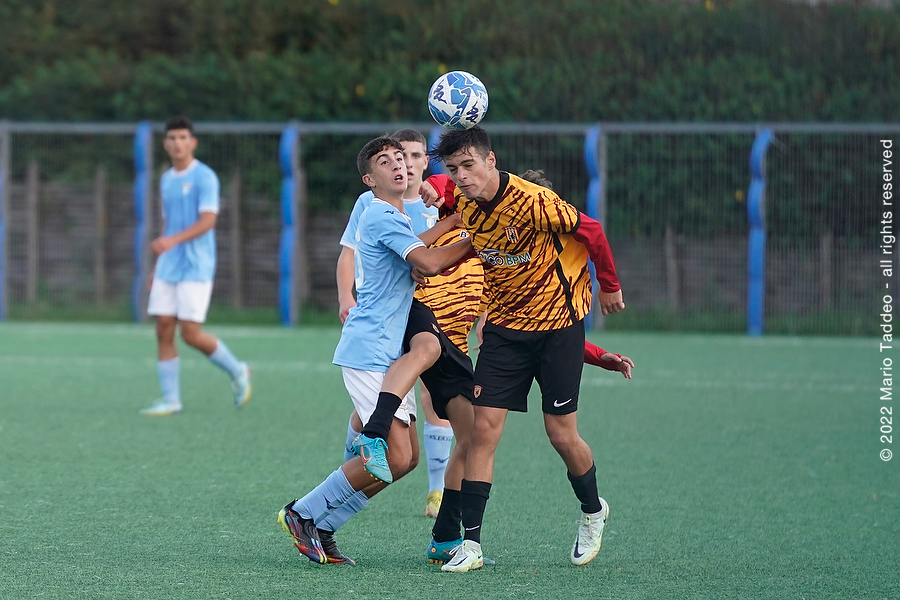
[472,319,585,415]
[403,299,475,420]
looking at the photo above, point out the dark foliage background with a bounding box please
[0,0,896,122]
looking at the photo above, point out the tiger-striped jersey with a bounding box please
[444,171,617,332]
[414,224,484,354]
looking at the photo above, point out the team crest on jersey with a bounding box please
[504,226,519,243]
[182,182,193,195]
[473,385,482,398]
[458,230,470,239]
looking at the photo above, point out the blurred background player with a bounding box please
[424,126,624,572]
[336,129,455,517]
[140,115,251,416]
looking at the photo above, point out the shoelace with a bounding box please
[577,516,598,540]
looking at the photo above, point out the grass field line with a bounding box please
[0,353,866,393]
[0,323,315,339]
[0,354,334,372]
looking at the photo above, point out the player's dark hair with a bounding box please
[519,169,554,190]
[429,126,491,163]
[390,128,427,147]
[165,115,194,134]
[357,135,404,177]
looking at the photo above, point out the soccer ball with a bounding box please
[427,71,489,130]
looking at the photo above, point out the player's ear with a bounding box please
[486,151,496,170]
[362,173,374,188]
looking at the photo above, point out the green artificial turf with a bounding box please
[0,323,895,599]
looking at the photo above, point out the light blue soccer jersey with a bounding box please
[333,200,426,372]
[154,160,220,282]
[339,190,438,250]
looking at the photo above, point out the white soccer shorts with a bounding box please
[147,279,214,323]
[341,367,417,426]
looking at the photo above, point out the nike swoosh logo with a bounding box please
[464,526,480,531]
[572,543,585,559]
[553,398,572,408]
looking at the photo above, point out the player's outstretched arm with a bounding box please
[406,238,474,277]
[584,341,634,379]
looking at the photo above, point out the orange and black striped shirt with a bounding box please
[414,224,484,353]
[429,172,619,332]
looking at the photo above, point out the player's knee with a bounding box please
[179,326,200,347]
[546,428,580,455]
[388,450,416,479]
[155,320,175,341]
[407,450,420,472]
[410,333,441,367]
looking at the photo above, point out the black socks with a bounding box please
[567,463,603,514]
[360,391,402,440]
[459,479,492,544]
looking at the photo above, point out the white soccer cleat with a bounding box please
[232,363,252,408]
[441,540,483,573]
[571,499,609,566]
[139,399,183,416]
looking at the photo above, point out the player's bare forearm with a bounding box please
[336,246,357,323]
[151,212,217,255]
[406,239,473,277]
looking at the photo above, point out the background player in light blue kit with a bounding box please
[140,115,251,416]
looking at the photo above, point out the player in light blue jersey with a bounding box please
[336,129,455,519]
[278,135,472,565]
[140,116,251,416]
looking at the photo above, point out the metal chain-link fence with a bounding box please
[0,121,894,334]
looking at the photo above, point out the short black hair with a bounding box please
[390,128,427,147]
[519,169,553,190]
[165,115,194,134]
[428,126,491,163]
[357,135,404,177]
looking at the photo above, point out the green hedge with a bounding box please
[0,0,897,122]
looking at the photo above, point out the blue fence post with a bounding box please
[584,124,605,330]
[0,121,8,320]
[278,124,299,326]
[747,128,774,336]
[131,121,153,322]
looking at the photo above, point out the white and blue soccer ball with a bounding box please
[427,71,489,130]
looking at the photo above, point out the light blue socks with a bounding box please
[344,419,361,462]
[292,467,357,523]
[316,490,369,533]
[157,358,180,405]
[424,423,454,493]
[208,341,243,379]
